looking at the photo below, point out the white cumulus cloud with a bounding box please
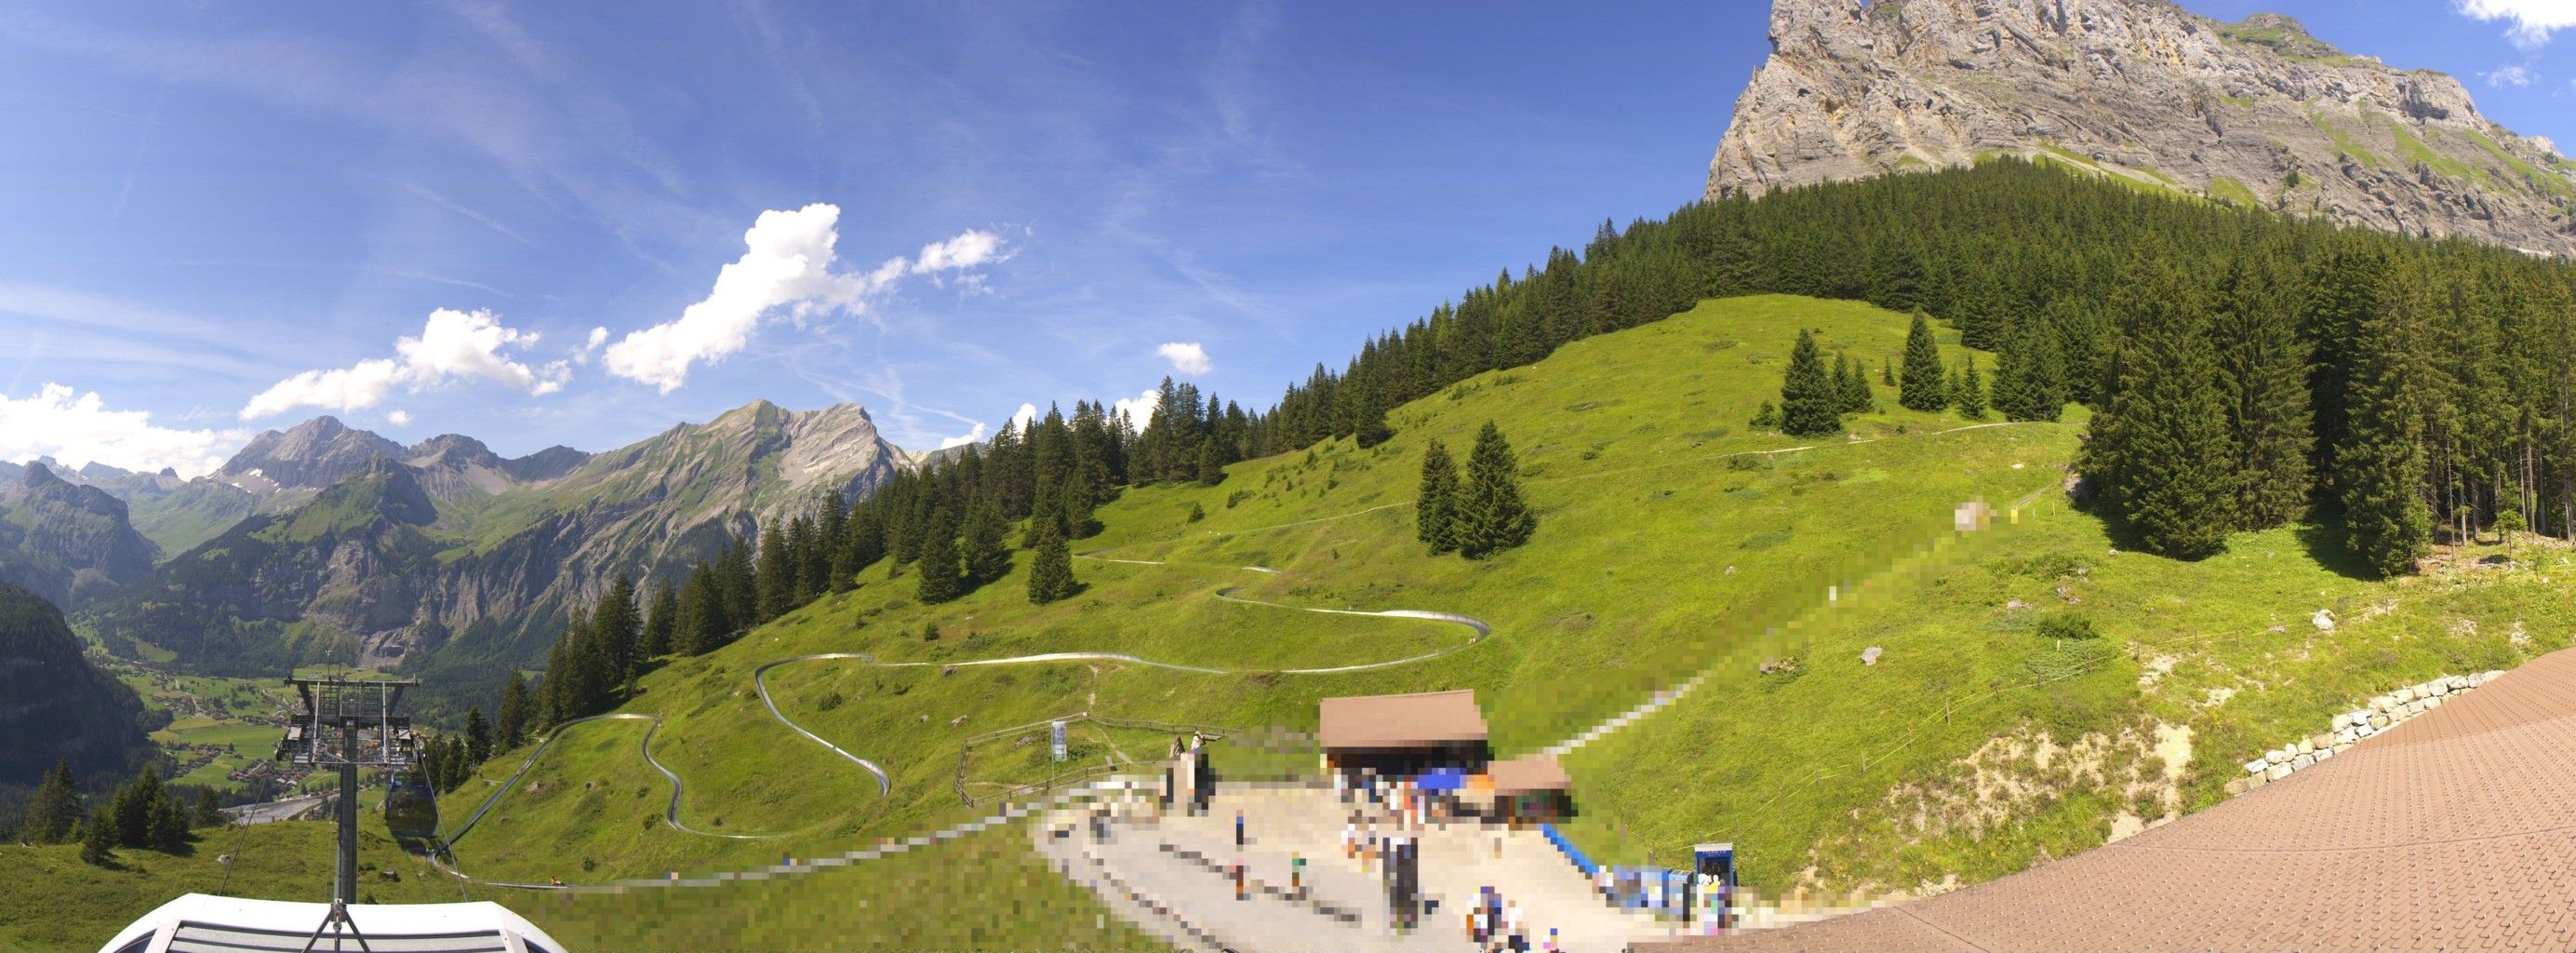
[386,409,413,427]
[2484,63,2541,87]
[2,383,248,477]
[913,230,1004,274]
[1008,402,1039,432]
[2457,0,2576,49]
[939,422,989,450]
[600,206,1008,394]
[240,308,568,420]
[1156,342,1213,375]
[1113,388,1161,432]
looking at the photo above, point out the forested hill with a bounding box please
[0,584,144,785]
[1235,159,2574,575]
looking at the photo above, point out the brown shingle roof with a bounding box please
[1487,753,1570,794]
[1651,649,2576,951]
[1318,689,1487,750]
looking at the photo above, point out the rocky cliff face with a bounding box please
[1709,0,2576,258]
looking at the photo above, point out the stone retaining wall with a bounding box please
[2222,671,2503,797]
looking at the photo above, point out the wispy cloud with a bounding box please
[111,87,165,219]
[2484,63,2541,87]
[241,308,568,419]
[2456,0,2576,50]
[600,205,1006,393]
[392,180,536,246]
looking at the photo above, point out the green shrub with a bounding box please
[2035,612,2099,641]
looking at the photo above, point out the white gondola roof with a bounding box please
[97,893,568,953]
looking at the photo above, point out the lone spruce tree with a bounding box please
[1456,422,1536,558]
[1778,329,1842,436]
[1026,521,1074,604]
[2340,274,2432,577]
[1899,310,1947,411]
[496,672,528,750]
[1954,359,1987,420]
[80,806,114,866]
[1835,353,1874,414]
[24,758,79,843]
[1416,439,1462,554]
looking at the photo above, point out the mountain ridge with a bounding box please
[72,399,916,707]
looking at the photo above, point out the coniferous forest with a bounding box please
[509,157,2576,752]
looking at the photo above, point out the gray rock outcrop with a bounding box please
[1710,0,2576,258]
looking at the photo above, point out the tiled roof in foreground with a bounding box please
[1652,647,2576,952]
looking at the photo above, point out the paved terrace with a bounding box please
[1655,646,2576,952]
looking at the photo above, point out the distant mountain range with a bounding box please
[1711,0,2576,258]
[4,400,917,710]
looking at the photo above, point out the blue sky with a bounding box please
[0,1,2571,475]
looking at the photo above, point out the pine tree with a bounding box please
[595,573,639,693]
[496,673,529,751]
[80,806,113,866]
[1026,521,1075,605]
[678,569,729,655]
[1901,310,1949,412]
[2213,255,2314,530]
[1196,440,1226,485]
[1456,422,1537,558]
[1415,439,1462,554]
[1954,359,1988,420]
[1749,401,1781,430]
[1881,357,1896,386]
[818,492,852,593]
[1779,329,1842,436]
[111,767,163,847]
[24,758,80,843]
[640,580,677,660]
[2102,252,2234,558]
[192,787,222,829]
[1835,353,1874,413]
[961,498,1010,584]
[149,793,188,849]
[1989,324,2033,421]
[2342,273,2434,577]
[755,521,794,624]
[464,707,491,764]
[915,507,963,604]
[718,538,757,628]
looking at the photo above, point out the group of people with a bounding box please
[1467,885,1558,952]
[1334,768,1453,831]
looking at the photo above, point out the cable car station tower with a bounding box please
[274,675,421,926]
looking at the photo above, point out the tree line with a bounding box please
[1267,158,2570,573]
[14,758,223,865]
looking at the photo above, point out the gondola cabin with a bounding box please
[383,776,440,841]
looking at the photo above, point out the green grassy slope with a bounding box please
[433,294,2070,882]
[0,821,461,952]
[52,291,2574,946]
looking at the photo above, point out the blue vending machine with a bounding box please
[1692,842,1737,932]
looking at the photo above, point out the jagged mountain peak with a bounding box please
[220,415,406,493]
[1714,0,2576,258]
[20,460,62,488]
